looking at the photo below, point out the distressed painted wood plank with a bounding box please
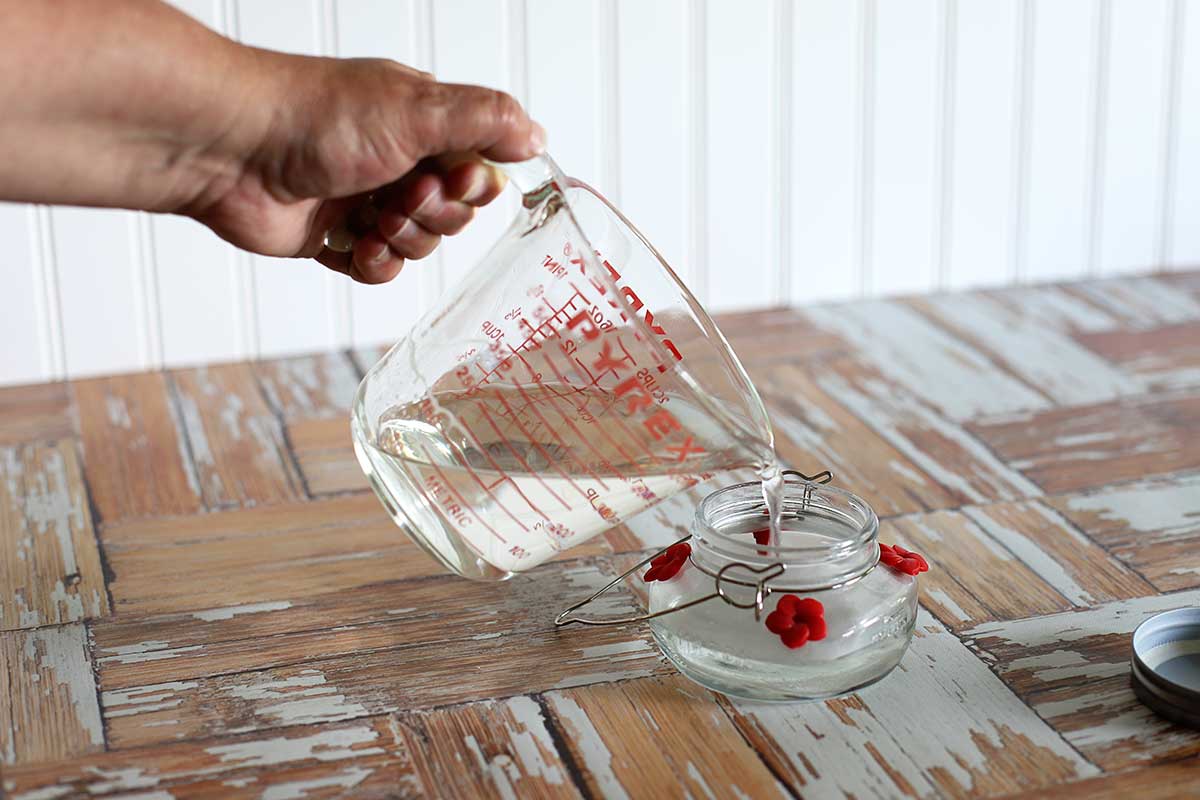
[255,352,361,422]
[804,301,1052,420]
[1,716,417,798]
[908,294,1143,405]
[884,510,1072,630]
[981,284,1126,334]
[171,364,304,509]
[101,495,443,616]
[963,591,1200,769]
[546,675,787,799]
[73,372,201,522]
[1064,275,1200,329]
[395,696,578,798]
[812,357,1042,505]
[1010,759,1200,799]
[0,382,73,447]
[93,558,615,690]
[1075,321,1200,391]
[1045,473,1200,591]
[961,501,1154,606]
[286,416,365,495]
[723,609,1097,798]
[752,363,959,516]
[968,391,1200,493]
[102,623,669,749]
[0,624,104,765]
[713,307,850,364]
[0,440,109,630]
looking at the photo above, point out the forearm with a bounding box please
[0,0,281,212]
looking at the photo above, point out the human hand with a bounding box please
[187,55,544,284]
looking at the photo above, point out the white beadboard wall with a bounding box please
[2,0,1199,386]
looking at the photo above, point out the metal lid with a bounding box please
[1130,607,1200,729]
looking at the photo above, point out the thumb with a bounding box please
[409,81,545,163]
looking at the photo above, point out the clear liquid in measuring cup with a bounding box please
[359,381,751,575]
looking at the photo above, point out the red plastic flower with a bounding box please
[880,543,928,576]
[765,595,826,649]
[643,542,690,582]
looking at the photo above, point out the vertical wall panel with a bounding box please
[526,1,604,187]
[869,0,940,296]
[1169,1,1200,269]
[946,0,1021,289]
[1022,0,1095,282]
[615,0,689,284]
[791,0,861,303]
[336,0,427,349]
[429,0,516,293]
[52,208,143,376]
[0,205,44,384]
[1097,0,1173,275]
[704,0,773,311]
[234,0,334,357]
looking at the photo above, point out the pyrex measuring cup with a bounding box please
[352,154,777,580]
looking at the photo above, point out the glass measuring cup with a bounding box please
[352,154,778,580]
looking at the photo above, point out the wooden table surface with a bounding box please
[3,272,1200,799]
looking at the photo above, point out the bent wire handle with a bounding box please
[554,468,835,627]
[554,536,710,627]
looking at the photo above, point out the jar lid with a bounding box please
[1130,607,1200,729]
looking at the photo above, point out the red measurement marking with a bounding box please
[418,443,507,544]
[434,430,531,533]
[493,392,593,504]
[474,401,571,510]
[531,374,634,481]
[539,350,643,473]
[456,412,548,524]
[665,435,705,462]
[514,382,611,490]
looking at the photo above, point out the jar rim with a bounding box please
[692,478,879,566]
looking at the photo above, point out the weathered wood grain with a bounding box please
[396,696,578,798]
[714,306,850,364]
[968,391,1200,493]
[1075,321,1200,391]
[804,300,1051,419]
[102,624,669,749]
[812,357,1042,505]
[0,381,73,446]
[981,284,1127,333]
[1,716,417,798]
[255,352,360,422]
[101,492,610,619]
[909,294,1143,405]
[963,591,1200,770]
[723,609,1097,799]
[1007,758,1200,799]
[0,440,109,630]
[73,373,201,522]
[1064,276,1200,329]
[1045,473,1200,591]
[884,510,1073,630]
[753,362,959,516]
[94,558,617,690]
[170,364,304,509]
[0,624,104,765]
[286,417,366,495]
[101,495,444,616]
[961,501,1154,606]
[546,675,787,799]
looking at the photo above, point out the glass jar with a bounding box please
[646,480,919,702]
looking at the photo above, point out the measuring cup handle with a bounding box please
[489,153,569,197]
